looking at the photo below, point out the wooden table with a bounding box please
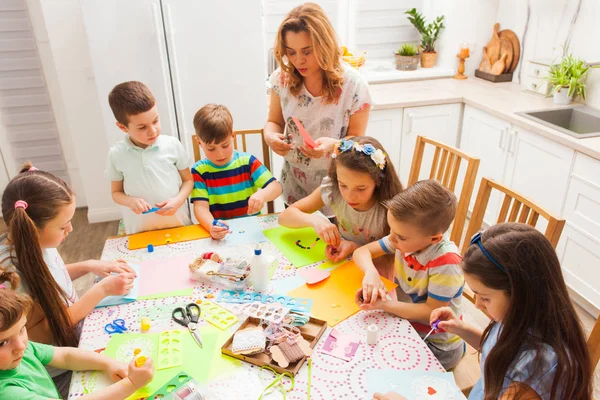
[68,215,443,399]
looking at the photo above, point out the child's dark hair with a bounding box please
[384,180,456,236]
[193,104,233,144]
[108,81,156,126]
[328,136,403,232]
[0,162,78,346]
[463,223,592,400]
[0,271,33,333]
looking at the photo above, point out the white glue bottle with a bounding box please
[250,244,269,292]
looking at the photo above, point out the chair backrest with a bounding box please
[461,177,566,304]
[191,129,274,214]
[588,317,600,371]
[407,135,480,248]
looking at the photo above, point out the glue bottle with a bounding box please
[250,244,269,292]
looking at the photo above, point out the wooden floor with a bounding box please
[0,208,598,395]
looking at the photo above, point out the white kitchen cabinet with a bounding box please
[399,104,462,184]
[557,153,600,310]
[365,108,403,175]
[459,105,511,223]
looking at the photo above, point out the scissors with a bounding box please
[172,303,203,348]
[104,318,128,334]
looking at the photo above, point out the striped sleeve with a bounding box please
[427,252,464,302]
[190,162,208,202]
[249,155,275,189]
[378,236,395,254]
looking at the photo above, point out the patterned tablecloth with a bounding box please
[69,215,443,399]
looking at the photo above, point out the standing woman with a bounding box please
[264,2,372,211]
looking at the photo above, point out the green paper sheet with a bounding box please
[137,288,193,300]
[263,226,327,267]
[104,327,239,399]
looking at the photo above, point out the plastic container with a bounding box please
[250,244,269,292]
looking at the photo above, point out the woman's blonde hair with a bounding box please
[273,2,344,104]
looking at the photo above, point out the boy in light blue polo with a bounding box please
[105,81,193,234]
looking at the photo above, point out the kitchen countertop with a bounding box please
[369,77,600,161]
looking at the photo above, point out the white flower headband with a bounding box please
[331,139,387,170]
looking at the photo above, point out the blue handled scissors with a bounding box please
[172,303,203,348]
[104,318,128,334]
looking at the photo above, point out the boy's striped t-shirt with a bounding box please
[191,150,276,219]
[379,236,465,351]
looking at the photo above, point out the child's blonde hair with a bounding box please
[193,104,233,144]
[273,2,344,104]
[0,162,78,346]
[0,271,33,333]
[384,180,456,236]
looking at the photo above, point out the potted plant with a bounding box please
[544,53,598,105]
[405,8,445,68]
[395,44,420,71]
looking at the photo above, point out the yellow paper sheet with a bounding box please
[128,224,210,250]
[288,261,397,326]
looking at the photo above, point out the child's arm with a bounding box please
[66,260,134,280]
[500,383,542,400]
[277,188,341,247]
[49,347,154,400]
[193,201,228,240]
[353,238,393,302]
[363,296,451,326]
[155,168,194,216]
[67,274,134,324]
[247,180,282,215]
[111,181,152,214]
[430,307,483,349]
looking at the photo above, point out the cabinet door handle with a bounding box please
[498,128,506,149]
[509,130,518,154]
[506,129,513,154]
[406,113,414,133]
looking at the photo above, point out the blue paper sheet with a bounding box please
[366,369,466,399]
[95,263,140,308]
[220,216,267,246]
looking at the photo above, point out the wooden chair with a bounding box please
[588,316,600,372]
[191,129,274,214]
[407,135,480,248]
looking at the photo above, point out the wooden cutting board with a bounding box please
[499,38,513,73]
[487,23,501,64]
[479,46,491,73]
[498,29,520,72]
[490,53,508,75]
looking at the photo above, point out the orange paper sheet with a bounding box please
[128,224,210,250]
[288,261,397,326]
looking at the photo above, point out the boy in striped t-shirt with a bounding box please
[353,180,465,370]
[191,104,282,240]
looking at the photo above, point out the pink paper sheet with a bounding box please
[292,116,317,148]
[138,253,196,298]
[298,268,330,284]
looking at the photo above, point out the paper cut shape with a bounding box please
[365,369,467,400]
[288,261,397,326]
[138,254,196,299]
[263,226,327,267]
[292,116,317,148]
[319,329,360,362]
[128,224,210,250]
[298,268,330,284]
[95,263,141,308]
[219,216,267,246]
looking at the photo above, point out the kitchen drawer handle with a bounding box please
[498,128,506,150]
[407,113,414,133]
[534,68,540,75]
[531,83,538,90]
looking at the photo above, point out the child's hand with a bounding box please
[128,197,152,214]
[265,131,293,156]
[430,307,463,335]
[99,273,135,296]
[355,288,386,311]
[247,191,265,215]
[361,269,388,304]
[210,221,229,240]
[90,259,136,277]
[105,358,128,382]
[154,198,181,216]
[373,392,407,400]
[325,240,357,263]
[127,357,154,389]
[312,218,340,247]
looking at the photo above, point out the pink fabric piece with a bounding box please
[138,253,196,297]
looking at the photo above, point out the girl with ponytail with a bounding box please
[0,163,136,397]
